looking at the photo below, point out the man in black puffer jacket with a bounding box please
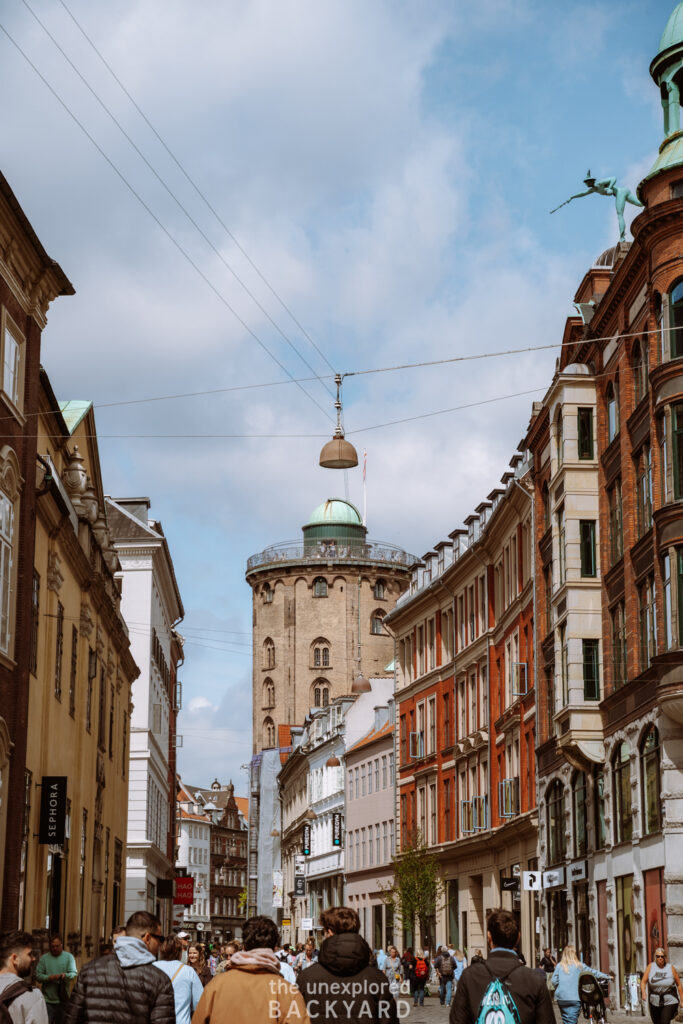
[64,912,174,1024]
[297,907,398,1024]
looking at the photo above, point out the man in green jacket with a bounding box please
[36,936,77,1024]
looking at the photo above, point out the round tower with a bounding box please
[246,499,417,752]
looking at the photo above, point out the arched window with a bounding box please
[313,577,328,598]
[546,779,566,865]
[671,279,683,358]
[572,771,587,857]
[556,410,563,467]
[641,725,661,835]
[606,381,619,443]
[633,339,649,405]
[593,764,606,850]
[263,678,275,708]
[312,681,329,708]
[374,580,386,600]
[263,716,275,748]
[371,611,385,635]
[612,741,632,843]
[312,639,330,668]
[262,638,275,670]
[0,446,21,658]
[263,583,273,604]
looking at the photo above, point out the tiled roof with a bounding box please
[278,725,293,764]
[235,796,248,818]
[346,721,394,754]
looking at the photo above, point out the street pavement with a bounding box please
[400,992,647,1024]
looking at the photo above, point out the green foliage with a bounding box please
[238,886,248,912]
[379,829,444,947]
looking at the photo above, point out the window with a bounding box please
[572,772,587,857]
[556,410,563,467]
[674,405,683,499]
[0,474,18,656]
[606,381,619,443]
[639,575,657,671]
[54,602,64,700]
[608,480,623,565]
[361,765,366,796]
[593,765,606,850]
[663,553,674,649]
[109,685,115,759]
[313,641,330,667]
[641,726,661,835]
[1,313,24,410]
[557,507,566,584]
[368,761,373,794]
[263,638,275,669]
[29,571,39,675]
[577,408,594,459]
[546,780,566,865]
[443,692,451,748]
[427,696,436,754]
[660,414,669,503]
[444,778,452,841]
[611,602,627,689]
[400,715,407,764]
[312,681,329,707]
[613,741,632,843]
[263,583,273,604]
[579,521,597,577]
[68,626,78,717]
[371,612,384,636]
[313,577,328,597]
[429,783,437,844]
[633,340,649,404]
[560,624,568,706]
[122,711,127,778]
[636,444,653,537]
[671,280,683,358]
[263,679,275,708]
[375,758,380,790]
[86,648,96,733]
[374,580,385,600]
[582,639,600,700]
[263,717,275,747]
[542,483,550,532]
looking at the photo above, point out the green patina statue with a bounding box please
[551,170,644,241]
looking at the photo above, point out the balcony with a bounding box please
[553,704,604,769]
[246,538,418,574]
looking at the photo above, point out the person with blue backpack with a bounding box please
[450,908,554,1024]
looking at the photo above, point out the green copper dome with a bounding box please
[659,3,683,55]
[306,499,363,527]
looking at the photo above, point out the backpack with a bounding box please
[440,956,455,978]
[0,980,31,1024]
[415,957,428,979]
[474,961,522,1024]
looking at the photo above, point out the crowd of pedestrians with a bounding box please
[1,906,682,1024]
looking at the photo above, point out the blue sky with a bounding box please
[0,0,676,790]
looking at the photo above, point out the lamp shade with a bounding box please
[319,433,358,469]
[325,754,341,768]
[351,672,371,694]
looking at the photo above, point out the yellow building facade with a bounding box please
[23,370,138,957]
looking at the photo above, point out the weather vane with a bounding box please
[551,170,644,242]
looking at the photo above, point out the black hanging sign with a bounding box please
[332,812,342,847]
[39,777,67,844]
[501,876,520,891]
[302,823,311,856]
[294,876,306,896]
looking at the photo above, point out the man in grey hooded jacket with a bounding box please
[64,912,174,1024]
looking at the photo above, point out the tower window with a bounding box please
[374,580,386,600]
[313,577,328,597]
[263,584,273,604]
[371,612,385,635]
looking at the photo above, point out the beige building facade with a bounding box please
[26,377,138,956]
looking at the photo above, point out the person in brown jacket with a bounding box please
[191,917,310,1024]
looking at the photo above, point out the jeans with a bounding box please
[556,1000,581,1024]
[413,981,426,1006]
[439,979,453,1005]
[46,1005,64,1024]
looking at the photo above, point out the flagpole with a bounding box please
[362,449,367,527]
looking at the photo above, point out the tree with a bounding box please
[379,829,444,950]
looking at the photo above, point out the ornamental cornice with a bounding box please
[0,199,73,328]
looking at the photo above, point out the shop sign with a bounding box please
[273,870,283,908]
[173,876,195,905]
[294,876,306,897]
[542,867,565,889]
[523,871,542,891]
[302,824,311,856]
[282,918,291,927]
[332,812,342,847]
[39,777,67,845]
[569,861,587,883]
[301,917,313,931]
[501,876,519,891]
[295,855,306,874]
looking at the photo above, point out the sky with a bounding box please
[0,0,676,791]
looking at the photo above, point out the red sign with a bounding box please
[173,876,194,905]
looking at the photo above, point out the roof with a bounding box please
[659,2,683,54]
[306,499,363,528]
[59,400,92,433]
[235,796,248,819]
[0,171,75,298]
[278,724,293,764]
[346,720,394,754]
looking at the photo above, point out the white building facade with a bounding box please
[107,497,184,930]
[175,783,211,938]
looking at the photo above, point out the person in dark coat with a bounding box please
[64,911,174,1024]
[297,907,398,1024]
[450,909,554,1024]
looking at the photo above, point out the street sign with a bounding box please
[332,812,342,847]
[294,876,306,897]
[501,877,519,891]
[39,777,67,845]
[282,918,291,927]
[301,917,313,931]
[302,824,311,856]
[543,867,565,889]
[173,876,195,905]
[523,871,542,891]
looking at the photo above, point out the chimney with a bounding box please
[373,705,390,732]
